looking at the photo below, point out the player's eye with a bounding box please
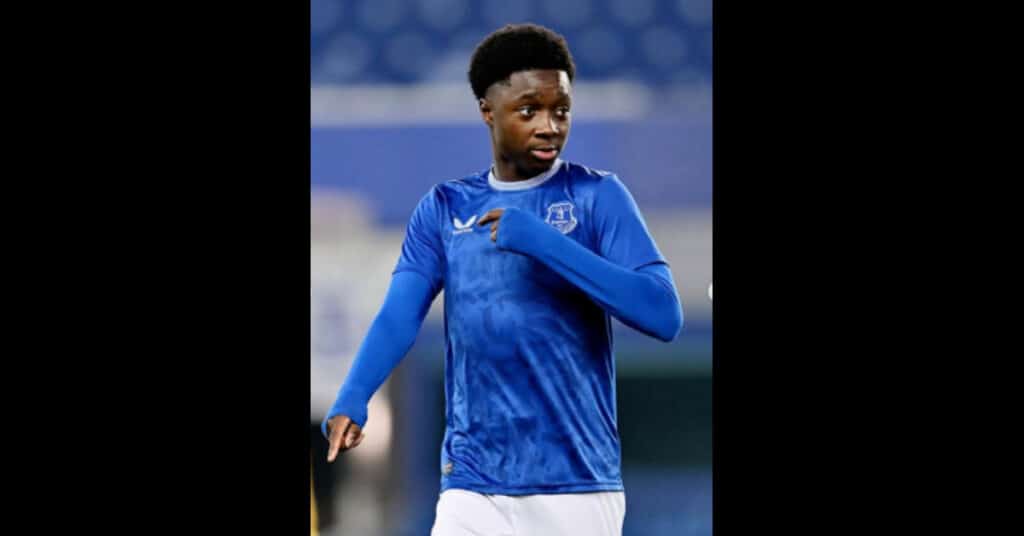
[517,106,535,117]
[556,106,571,118]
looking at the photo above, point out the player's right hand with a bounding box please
[326,415,365,463]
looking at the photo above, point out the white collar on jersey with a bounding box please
[487,158,564,191]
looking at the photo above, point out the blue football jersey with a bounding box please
[394,159,667,495]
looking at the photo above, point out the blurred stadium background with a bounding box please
[310,1,711,534]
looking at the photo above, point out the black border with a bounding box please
[713,2,893,532]
[61,3,316,532]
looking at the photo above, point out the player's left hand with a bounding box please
[478,208,505,242]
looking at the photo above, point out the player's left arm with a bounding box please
[478,177,683,341]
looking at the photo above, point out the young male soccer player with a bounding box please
[323,23,684,535]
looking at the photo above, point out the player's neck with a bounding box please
[489,158,562,191]
[492,158,556,183]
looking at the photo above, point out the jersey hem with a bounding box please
[440,480,624,496]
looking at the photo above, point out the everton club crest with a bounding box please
[545,201,578,234]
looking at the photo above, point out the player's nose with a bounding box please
[534,112,562,137]
[534,122,560,140]
[545,116,562,135]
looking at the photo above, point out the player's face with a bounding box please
[481,69,572,180]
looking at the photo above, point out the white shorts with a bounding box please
[430,488,626,536]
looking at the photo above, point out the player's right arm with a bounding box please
[324,270,438,462]
[324,188,446,462]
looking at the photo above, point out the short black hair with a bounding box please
[468,23,576,100]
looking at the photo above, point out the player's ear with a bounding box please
[479,98,493,127]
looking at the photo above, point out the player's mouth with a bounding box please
[529,146,560,161]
